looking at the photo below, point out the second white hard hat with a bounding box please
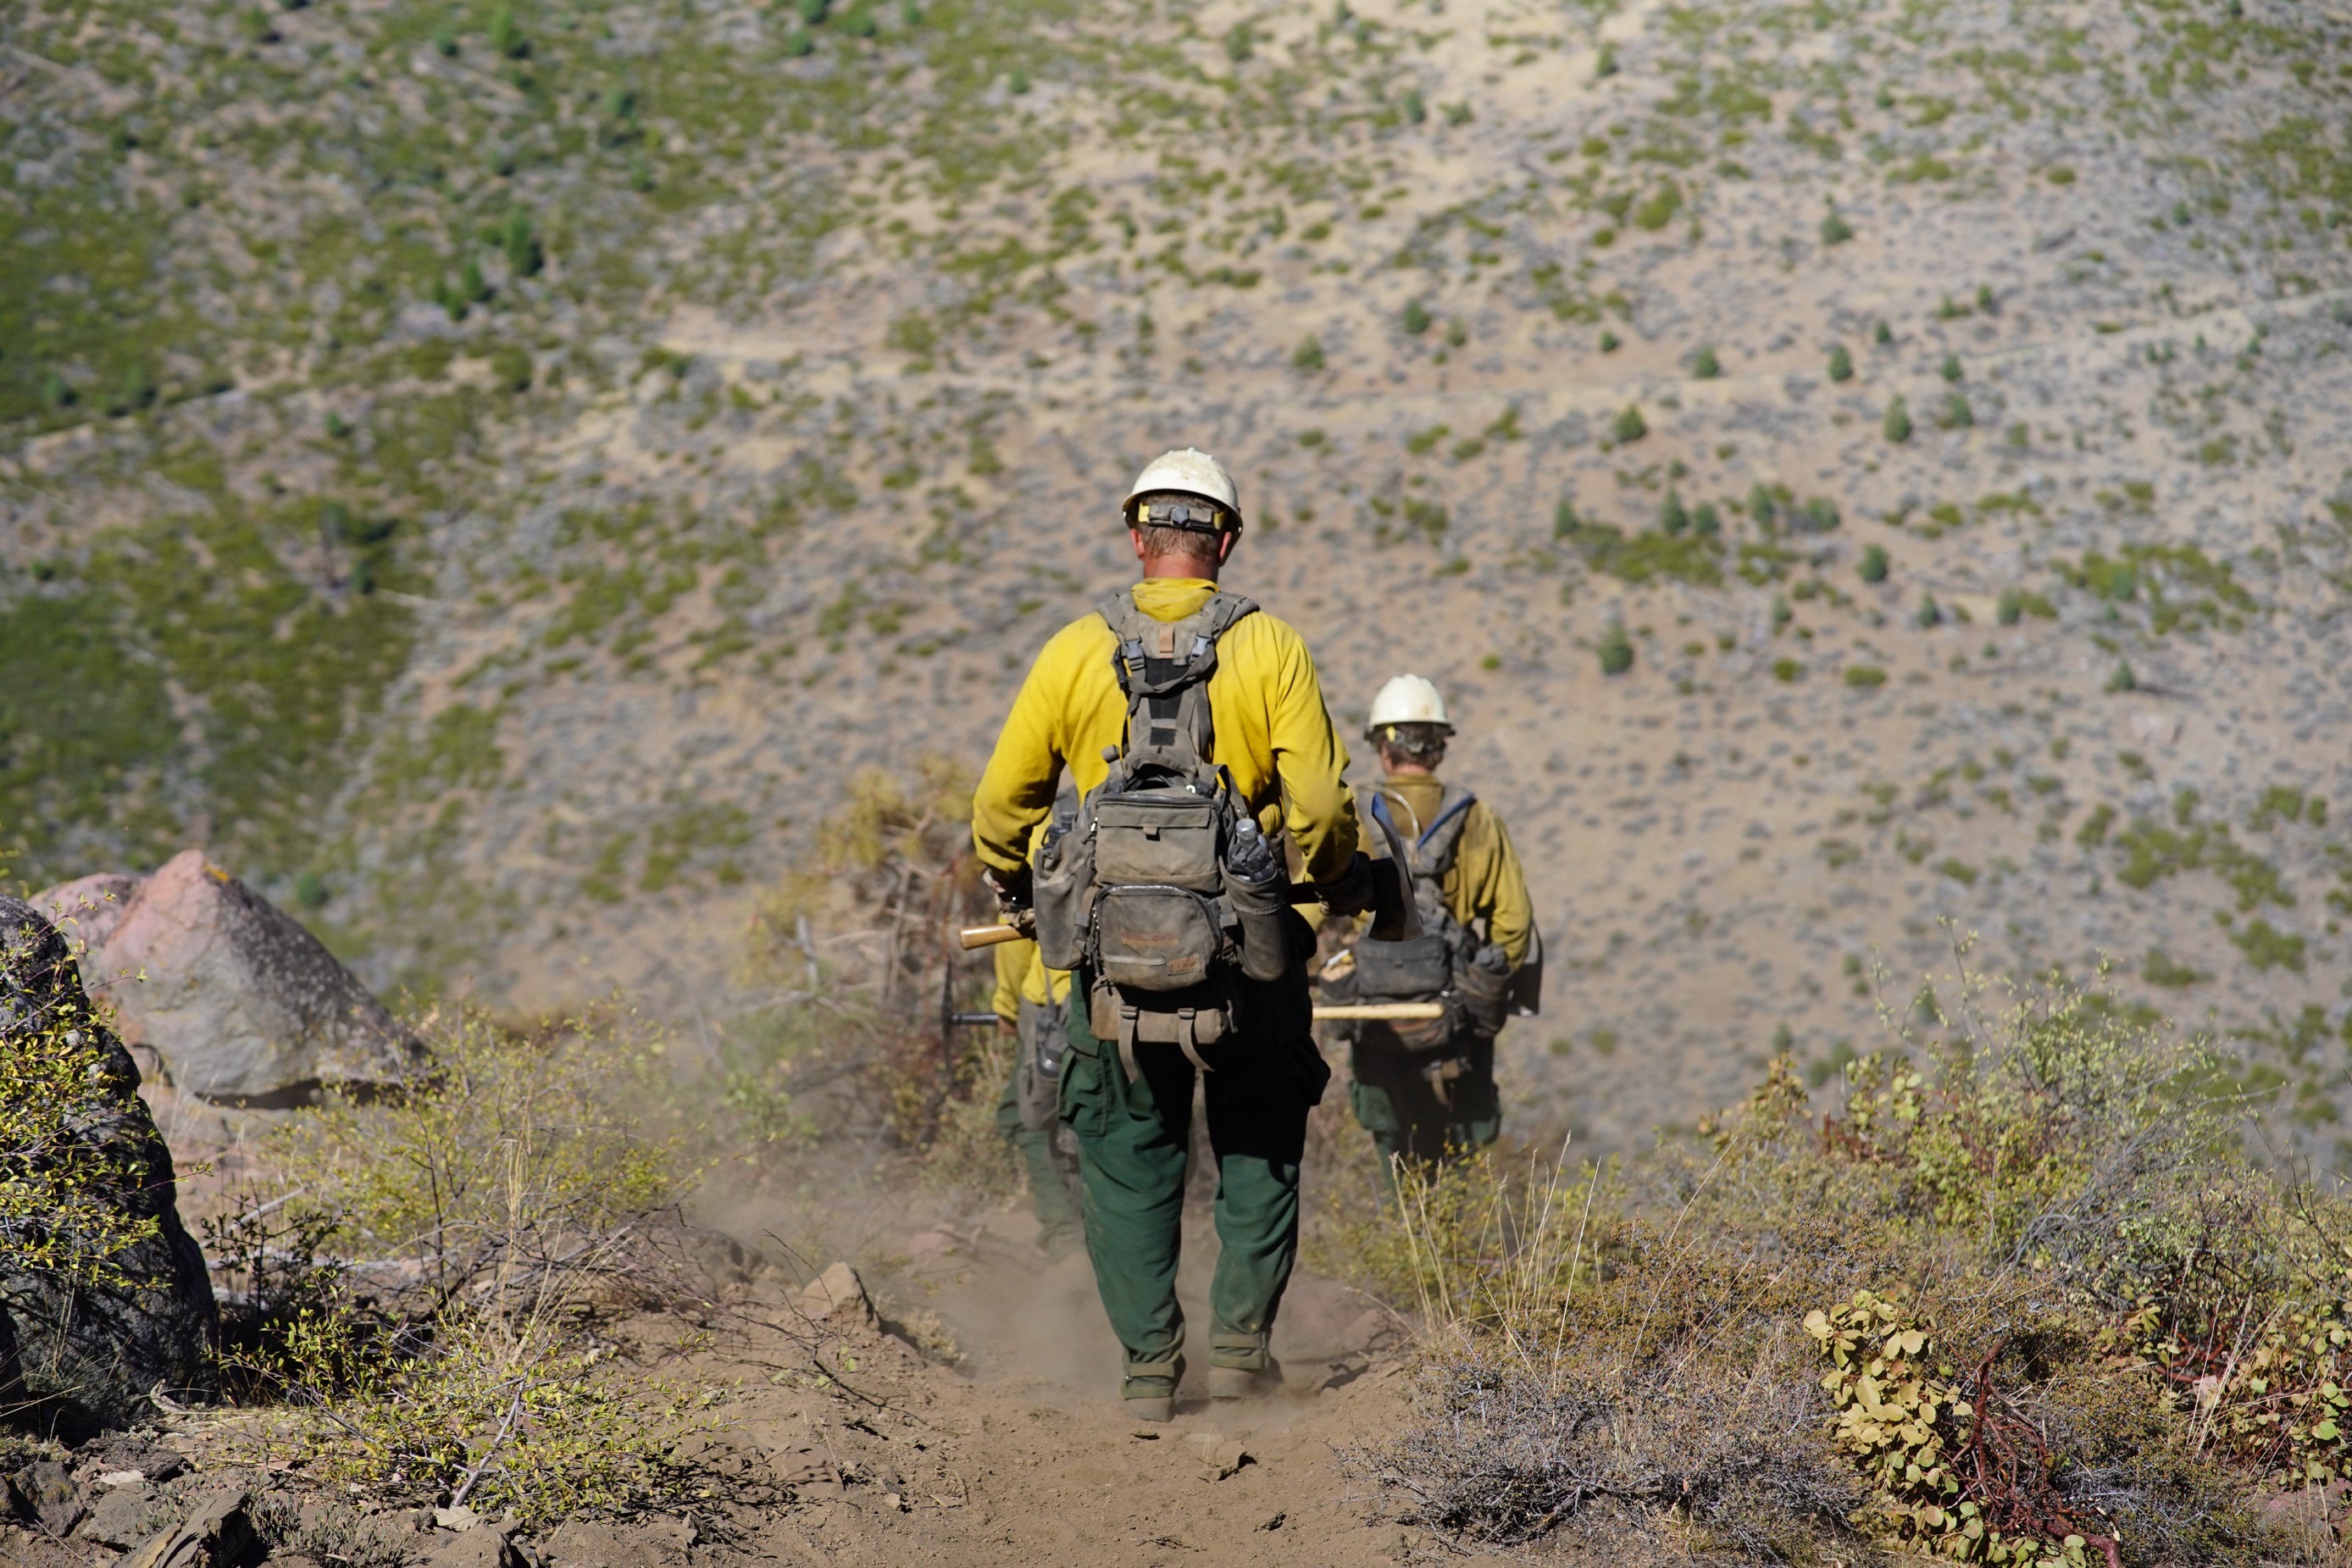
[1366,674,1451,736]
[1124,448,1242,530]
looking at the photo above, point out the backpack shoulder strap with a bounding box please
[1414,785,1479,879]
[1096,590,1258,773]
[1362,784,1478,880]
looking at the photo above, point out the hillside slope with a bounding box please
[8,0,2352,1149]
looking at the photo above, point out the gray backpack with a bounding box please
[1032,589,1290,1068]
[1349,784,1530,1044]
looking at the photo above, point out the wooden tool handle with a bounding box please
[1312,1002,1446,1022]
[958,923,1030,950]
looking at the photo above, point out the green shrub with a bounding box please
[274,1003,686,1305]
[1883,395,1912,442]
[1771,657,1804,682]
[1940,352,1963,382]
[1845,663,1887,687]
[1917,592,1940,628]
[1598,623,1634,675]
[1859,543,1889,583]
[487,5,528,58]
[1611,405,1647,443]
[1292,335,1325,372]
[1401,88,1426,124]
[800,0,830,22]
[842,7,879,37]
[1821,204,1854,245]
[1401,298,1431,335]
[1658,490,1689,535]
[2230,918,2305,971]
[1691,345,1721,378]
[502,209,542,278]
[1939,392,1974,429]
[1828,342,1853,381]
[488,344,533,393]
[783,27,813,55]
[2141,948,2205,987]
[1598,329,1620,352]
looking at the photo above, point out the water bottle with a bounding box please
[1225,817,1290,981]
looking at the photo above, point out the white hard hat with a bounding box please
[1366,674,1451,736]
[1124,448,1242,532]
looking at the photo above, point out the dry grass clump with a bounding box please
[729,760,1011,1185]
[1344,963,2332,1565]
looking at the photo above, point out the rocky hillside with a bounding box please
[8,0,2352,1150]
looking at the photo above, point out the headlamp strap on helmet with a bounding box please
[1134,496,1230,535]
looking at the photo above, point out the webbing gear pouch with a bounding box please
[1350,932,1452,999]
[1069,588,1263,1064]
[1091,795,1224,891]
[1455,942,1515,1038]
[1033,801,1091,972]
[1088,976,1234,1083]
[1093,884,1226,991]
[1021,992,1068,1083]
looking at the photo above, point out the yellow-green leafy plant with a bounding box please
[2124,1259,2352,1486]
[1810,1290,2119,1567]
[246,1286,720,1524]
[1809,1292,1974,1546]
[0,995,160,1283]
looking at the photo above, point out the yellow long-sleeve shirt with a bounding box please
[972,577,1360,884]
[990,936,1074,1021]
[1364,774,1535,967]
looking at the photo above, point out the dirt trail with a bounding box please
[675,1199,1427,1568]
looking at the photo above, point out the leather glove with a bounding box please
[984,864,1035,923]
[1313,851,1376,917]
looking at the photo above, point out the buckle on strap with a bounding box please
[1175,1007,1212,1073]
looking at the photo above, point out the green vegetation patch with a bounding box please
[1555,504,1722,586]
[0,488,418,891]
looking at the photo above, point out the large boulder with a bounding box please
[0,896,219,1440]
[35,851,428,1105]
[29,873,141,961]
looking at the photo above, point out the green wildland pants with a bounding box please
[1058,965,1331,1399]
[1348,1028,1501,1188]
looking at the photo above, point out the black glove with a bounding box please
[984,863,1034,920]
[1314,851,1376,917]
